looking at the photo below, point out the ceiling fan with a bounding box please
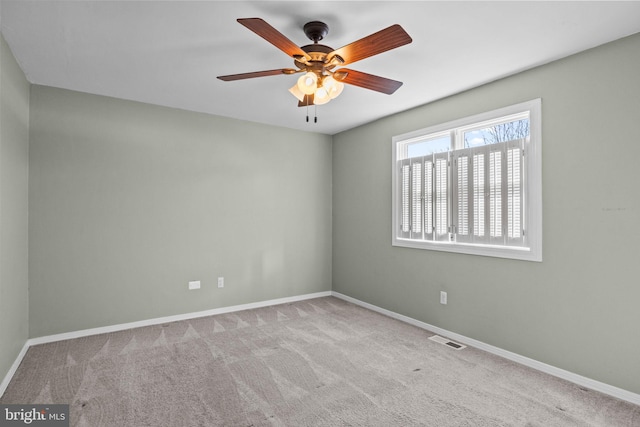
[217,18,412,108]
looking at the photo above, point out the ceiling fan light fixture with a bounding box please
[297,72,318,95]
[323,75,344,99]
[288,84,306,102]
[314,86,331,105]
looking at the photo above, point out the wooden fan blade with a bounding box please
[297,94,314,107]
[217,68,296,81]
[335,68,403,94]
[328,24,412,65]
[238,18,311,60]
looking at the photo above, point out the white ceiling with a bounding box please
[2,1,639,135]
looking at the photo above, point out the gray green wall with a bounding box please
[28,86,332,337]
[0,34,30,384]
[332,32,640,394]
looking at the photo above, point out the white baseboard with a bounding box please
[0,341,30,398]
[1,290,331,397]
[28,291,332,346]
[331,291,640,406]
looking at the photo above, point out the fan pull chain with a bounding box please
[303,97,317,124]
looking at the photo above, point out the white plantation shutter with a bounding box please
[457,155,469,236]
[411,159,423,238]
[506,139,525,245]
[453,141,525,246]
[400,140,525,248]
[453,147,495,244]
[434,153,450,241]
[424,159,434,240]
[489,147,503,243]
[472,151,486,241]
[400,160,411,238]
[452,150,471,242]
[399,157,432,240]
[444,140,524,247]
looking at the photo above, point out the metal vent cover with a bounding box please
[428,334,467,350]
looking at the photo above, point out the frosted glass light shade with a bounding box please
[288,84,305,102]
[297,72,318,95]
[314,87,330,105]
[323,76,344,99]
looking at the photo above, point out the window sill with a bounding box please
[392,238,542,262]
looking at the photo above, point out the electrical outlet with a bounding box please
[440,291,447,305]
[217,277,224,288]
[188,280,201,290]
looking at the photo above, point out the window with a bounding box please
[392,99,542,261]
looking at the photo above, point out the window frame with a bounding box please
[391,99,542,262]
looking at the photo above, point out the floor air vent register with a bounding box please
[428,335,467,350]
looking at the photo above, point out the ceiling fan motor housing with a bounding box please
[303,21,329,43]
[295,21,345,78]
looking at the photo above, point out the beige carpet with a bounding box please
[1,297,638,426]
